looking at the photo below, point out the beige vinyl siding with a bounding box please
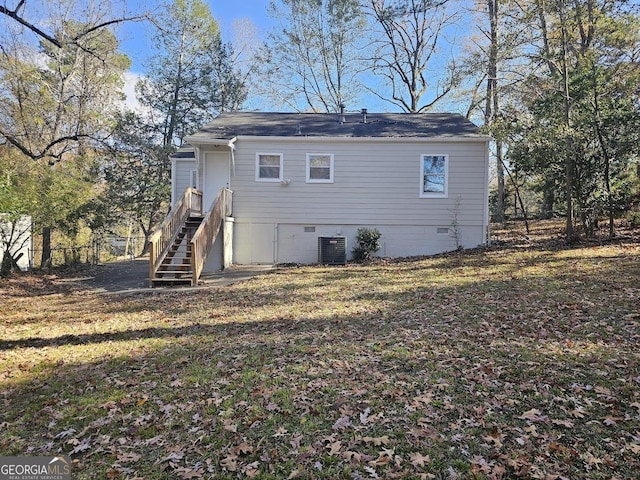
[172,159,196,207]
[271,223,482,264]
[193,136,488,265]
[228,138,487,227]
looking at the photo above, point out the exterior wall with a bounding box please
[202,136,488,265]
[171,158,197,207]
[202,217,235,272]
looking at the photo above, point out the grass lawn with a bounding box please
[1,221,639,479]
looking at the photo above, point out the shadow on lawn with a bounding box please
[0,323,213,351]
[2,249,639,478]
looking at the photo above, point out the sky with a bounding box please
[0,0,473,113]
[119,0,274,75]
[116,0,276,110]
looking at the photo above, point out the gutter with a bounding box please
[183,136,238,176]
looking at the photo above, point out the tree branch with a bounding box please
[0,4,62,48]
[1,3,146,51]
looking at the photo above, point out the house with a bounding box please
[150,111,489,286]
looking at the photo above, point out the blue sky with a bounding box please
[115,0,276,110]
[210,0,274,37]
[119,0,274,74]
[112,0,472,113]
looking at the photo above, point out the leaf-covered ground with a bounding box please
[1,221,639,479]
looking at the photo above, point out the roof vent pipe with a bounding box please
[339,103,346,124]
[361,108,368,124]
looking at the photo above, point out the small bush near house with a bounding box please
[352,227,382,262]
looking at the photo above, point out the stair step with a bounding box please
[162,253,191,260]
[162,256,191,262]
[154,273,192,279]
[150,212,207,288]
[158,265,191,272]
[151,278,194,287]
[168,246,192,253]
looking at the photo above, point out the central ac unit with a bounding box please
[318,236,347,265]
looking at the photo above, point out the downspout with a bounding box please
[194,146,202,191]
[170,156,177,206]
[228,137,237,176]
[484,138,491,245]
[274,223,279,264]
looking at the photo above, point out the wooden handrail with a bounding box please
[190,188,232,285]
[149,187,203,286]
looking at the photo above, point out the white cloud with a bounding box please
[121,71,144,113]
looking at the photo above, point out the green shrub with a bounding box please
[352,227,382,263]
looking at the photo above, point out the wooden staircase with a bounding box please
[151,215,203,286]
[149,187,232,288]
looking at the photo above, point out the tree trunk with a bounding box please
[542,185,555,219]
[1,249,12,277]
[41,227,52,269]
[485,0,505,223]
[590,61,615,238]
[558,0,577,242]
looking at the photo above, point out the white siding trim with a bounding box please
[483,139,491,244]
[306,153,334,183]
[420,154,449,198]
[255,152,284,182]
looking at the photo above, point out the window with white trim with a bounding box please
[420,154,448,197]
[306,153,334,183]
[256,153,283,181]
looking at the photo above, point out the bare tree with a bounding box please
[260,0,365,112]
[364,0,461,112]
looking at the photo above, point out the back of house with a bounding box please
[173,111,490,269]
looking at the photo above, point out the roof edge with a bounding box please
[186,134,490,144]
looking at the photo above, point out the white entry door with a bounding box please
[204,151,230,212]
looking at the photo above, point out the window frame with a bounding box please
[420,154,449,198]
[306,153,334,183]
[255,153,284,182]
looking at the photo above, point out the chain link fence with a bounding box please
[29,235,147,269]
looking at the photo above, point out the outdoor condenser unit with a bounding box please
[318,236,347,265]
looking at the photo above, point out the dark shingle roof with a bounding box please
[188,112,482,140]
[170,149,195,159]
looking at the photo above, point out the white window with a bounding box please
[306,154,334,183]
[420,154,448,198]
[256,153,283,182]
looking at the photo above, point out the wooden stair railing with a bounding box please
[190,188,233,286]
[149,188,203,287]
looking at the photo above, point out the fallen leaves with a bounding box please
[409,452,431,468]
[332,415,351,430]
[1,222,639,478]
[551,418,575,428]
[519,408,546,422]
